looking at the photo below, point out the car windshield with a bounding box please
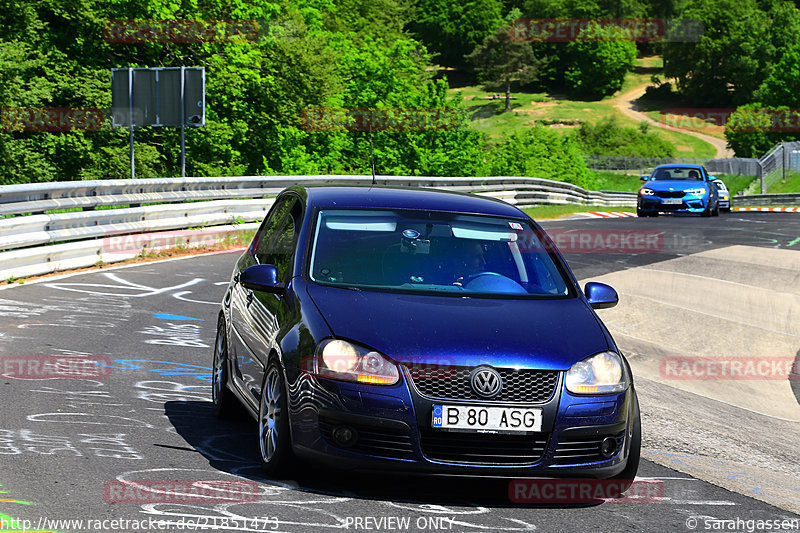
[309,209,572,297]
[714,181,727,190]
[651,167,704,180]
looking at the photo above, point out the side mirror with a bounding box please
[584,282,618,310]
[641,175,649,181]
[240,264,284,294]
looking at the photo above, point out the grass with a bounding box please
[588,171,646,192]
[767,171,800,194]
[712,173,759,196]
[451,56,717,158]
[522,204,634,220]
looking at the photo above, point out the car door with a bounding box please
[230,195,298,403]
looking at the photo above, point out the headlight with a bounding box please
[565,351,627,394]
[315,339,399,385]
[685,188,707,195]
[639,188,655,196]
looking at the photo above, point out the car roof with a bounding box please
[653,163,704,170]
[294,185,528,218]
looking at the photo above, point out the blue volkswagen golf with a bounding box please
[637,163,720,217]
[213,185,640,482]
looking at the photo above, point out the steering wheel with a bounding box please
[456,272,527,294]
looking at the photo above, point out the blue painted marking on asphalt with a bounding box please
[95,359,212,381]
[153,313,204,321]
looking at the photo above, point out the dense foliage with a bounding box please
[574,116,677,158]
[4,0,800,181]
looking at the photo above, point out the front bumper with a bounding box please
[288,368,636,478]
[638,194,710,213]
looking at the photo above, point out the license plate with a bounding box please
[432,405,542,433]
[661,198,683,205]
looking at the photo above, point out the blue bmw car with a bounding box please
[213,185,640,483]
[638,164,720,217]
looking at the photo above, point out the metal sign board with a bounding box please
[111,67,205,127]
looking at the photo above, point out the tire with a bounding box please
[212,316,238,419]
[712,201,720,217]
[612,390,641,491]
[701,204,712,217]
[258,358,294,476]
[636,209,646,218]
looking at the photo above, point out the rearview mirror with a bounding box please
[584,282,618,309]
[241,264,284,294]
[641,175,649,181]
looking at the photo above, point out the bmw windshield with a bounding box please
[650,167,705,180]
[308,209,572,297]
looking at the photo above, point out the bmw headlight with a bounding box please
[314,339,399,385]
[565,351,628,394]
[639,188,655,196]
[685,187,707,196]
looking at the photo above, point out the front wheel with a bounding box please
[611,391,641,491]
[258,359,294,476]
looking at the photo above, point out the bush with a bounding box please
[574,116,676,158]
[487,127,591,188]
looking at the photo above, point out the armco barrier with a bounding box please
[731,192,800,207]
[0,175,640,281]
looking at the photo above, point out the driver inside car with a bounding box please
[453,241,487,287]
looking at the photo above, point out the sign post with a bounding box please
[111,67,205,178]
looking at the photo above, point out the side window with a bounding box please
[256,200,300,282]
[252,197,295,260]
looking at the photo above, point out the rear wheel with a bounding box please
[212,317,237,419]
[258,358,294,476]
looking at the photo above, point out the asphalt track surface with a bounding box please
[0,212,799,533]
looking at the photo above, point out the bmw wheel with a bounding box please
[258,358,294,475]
[212,316,237,419]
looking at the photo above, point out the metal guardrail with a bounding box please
[0,175,636,281]
[731,193,800,207]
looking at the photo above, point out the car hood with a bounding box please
[643,180,708,191]
[306,284,610,371]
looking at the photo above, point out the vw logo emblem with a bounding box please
[469,366,502,398]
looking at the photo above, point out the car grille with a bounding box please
[419,428,548,464]
[318,416,413,459]
[656,191,685,198]
[404,364,558,403]
[553,431,625,465]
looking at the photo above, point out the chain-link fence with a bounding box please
[758,141,800,193]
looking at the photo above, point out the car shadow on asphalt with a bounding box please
[163,400,609,510]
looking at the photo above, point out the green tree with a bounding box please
[410,0,504,68]
[723,103,800,157]
[466,25,543,112]
[562,21,636,97]
[661,0,772,106]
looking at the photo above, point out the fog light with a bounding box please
[600,436,617,458]
[332,425,358,448]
